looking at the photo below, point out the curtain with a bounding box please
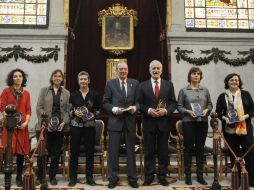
[67,0,168,95]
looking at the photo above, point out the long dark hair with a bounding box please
[6,68,27,87]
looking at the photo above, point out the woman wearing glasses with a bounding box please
[216,73,254,187]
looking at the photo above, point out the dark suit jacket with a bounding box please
[138,79,177,132]
[103,78,139,133]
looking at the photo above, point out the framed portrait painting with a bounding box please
[102,16,134,50]
[98,3,138,55]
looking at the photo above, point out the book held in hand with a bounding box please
[190,103,202,117]
[227,109,240,123]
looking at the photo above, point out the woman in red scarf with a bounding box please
[0,68,31,187]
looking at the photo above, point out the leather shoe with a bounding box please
[108,181,117,189]
[35,178,43,186]
[108,177,119,188]
[49,178,58,186]
[197,177,207,185]
[68,178,77,187]
[143,179,153,186]
[249,181,254,187]
[86,177,96,186]
[185,177,192,185]
[16,178,23,187]
[129,181,139,188]
[158,178,169,186]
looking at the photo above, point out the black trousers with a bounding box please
[69,126,95,180]
[37,131,63,180]
[182,121,208,176]
[143,128,169,180]
[224,121,254,183]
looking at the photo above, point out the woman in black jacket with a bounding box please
[68,71,101,187]
[216,73,254,187]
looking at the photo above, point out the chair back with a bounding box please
[94,119,104,146]
[175,120,183,141]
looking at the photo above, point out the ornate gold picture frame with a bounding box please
[103,16,133,50]
[98,4,138,55]
[106,58,127,80]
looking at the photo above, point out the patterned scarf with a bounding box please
[225,89,247,135]
[10,86,24,107]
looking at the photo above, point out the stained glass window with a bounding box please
[185,0,254,30]
[0,0,49,28]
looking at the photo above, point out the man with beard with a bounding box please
[137,60,177,186]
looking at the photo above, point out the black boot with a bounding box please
[16,176,23,187]
[16,154,24,187]
[197,172,207,185]
[185,174,192,185]
[184,149,192,185]
[196,154,207,185]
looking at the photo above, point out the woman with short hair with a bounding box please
[177,67,213,185]
[36,69,70,186]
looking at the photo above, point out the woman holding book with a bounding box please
[177,67,213,185]
[216,73,254,187]
[68,71,101,187]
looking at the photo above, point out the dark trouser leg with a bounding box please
[69,127,82,180]
[157,130,169,180]
[240,124,254,183]
[195,122,208,178]
[182,122,195,179]
[124,126,137,182]
[107,131,121,182]
[83,127,96,178]
[143,130,156,180]
[46,131,63,179]
[16,154,24,179]
[224,132,242,180]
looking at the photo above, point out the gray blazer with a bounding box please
[103,78,139,133]
[35,86,70,132]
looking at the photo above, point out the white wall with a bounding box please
[169,0,254,111]
[0,0,67,131]
[168,0,254,146]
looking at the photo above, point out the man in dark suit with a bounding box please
[137,60,177,186]
[103,62,139,188]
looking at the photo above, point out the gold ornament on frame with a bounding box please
[98,3,138,55]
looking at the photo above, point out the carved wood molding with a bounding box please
[0,45,60,63]
[175,47,254,67]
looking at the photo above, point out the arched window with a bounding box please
[0,0,49,28]
[185,0,254,31]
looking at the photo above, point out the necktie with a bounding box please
[154,80,159,99]
[121,80,126,98]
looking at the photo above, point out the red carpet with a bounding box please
[171,187,231,190]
